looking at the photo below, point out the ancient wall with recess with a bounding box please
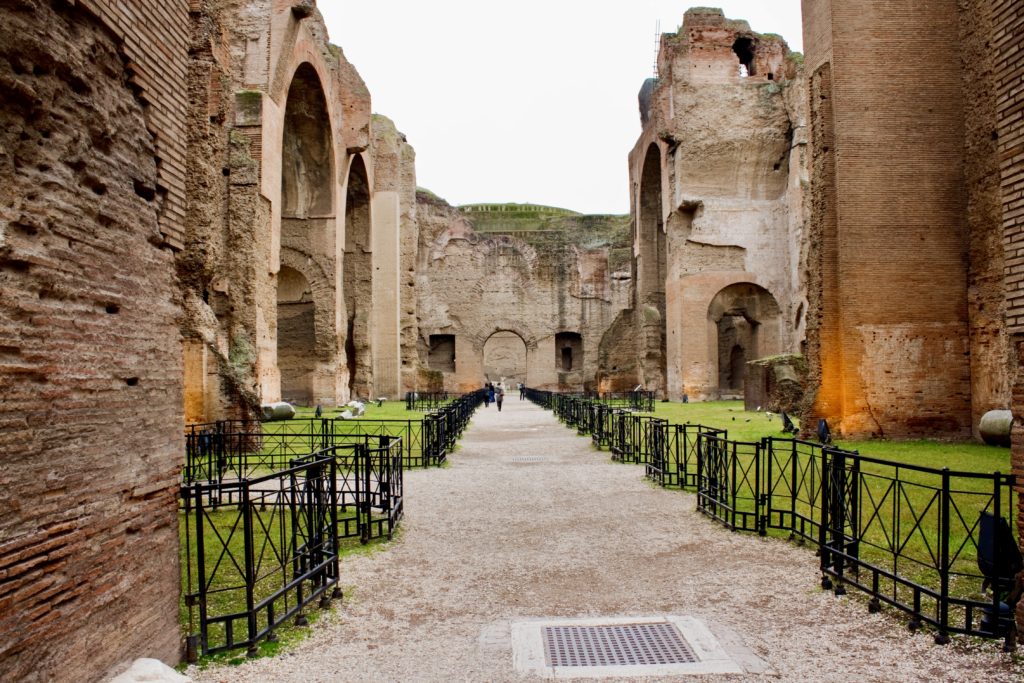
[416,200,632,392]
[181,0,386,415]
[0,1,184,679]
[800,0,1010,438]
[627,8,807,401]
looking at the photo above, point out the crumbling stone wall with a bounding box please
[180,1,387,414]
[416,200,632,392]
[627,8,807,401]
[0,1,183,679]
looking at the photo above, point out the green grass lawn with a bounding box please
[652,400,1010,474]
[626,400,1017,620]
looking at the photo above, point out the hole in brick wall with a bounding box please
[222,167,230,176]
[40,130,51,139]
[773,163,781,171]
[992,131,999,141]
[105,303,120,314]
[732,37,756,77]
[767,73,774,80]
[133,179,156,201]
[125,377,139,386]
[202,289,210,304]
[85,177,107,195]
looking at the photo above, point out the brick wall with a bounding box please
[0,1,183,679]
[997,3,1024,328]
[802,0,972,437]
[992,0,1024,624]
[77,0,191,249]
[960,0,1013,435]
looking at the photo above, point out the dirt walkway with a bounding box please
[192,399,1020,682]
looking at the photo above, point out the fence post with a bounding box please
[329,453,342,599]
[819,448,832,590]
[730,441,738,530]
[935,467,951,644]
[757,439,767,536]
[789,439,798,541]
[242,484,258,656]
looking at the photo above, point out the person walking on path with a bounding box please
[495,384,505,412]
[486,383,495,407]
[518,382,525,400]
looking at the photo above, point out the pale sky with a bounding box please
[322,1,804,215]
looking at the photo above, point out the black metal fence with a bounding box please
[181,392,483,659]
[186,391,483,477]
[180,449,342,659]
[530,390,1020,646]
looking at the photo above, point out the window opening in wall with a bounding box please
[428,334,456,373]
[732,37,755,77]
[555,332,583,374]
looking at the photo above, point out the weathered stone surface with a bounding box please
[0,1,182,679]
[979,410,1013,448]
[625,8,807,400]
[415,200,632,392]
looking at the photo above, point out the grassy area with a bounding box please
[652,400,1010,473]
[629,400,1016,617]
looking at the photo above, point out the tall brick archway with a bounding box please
[273,62,341,405]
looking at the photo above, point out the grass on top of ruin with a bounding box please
[652,400,1010,473]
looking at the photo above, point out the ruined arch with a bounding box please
[343,154,372,398]
[638,143,666,304]
[637,142,667,395]
[281,63,335,218]
[483,330,528,386]
[707,282,783,395]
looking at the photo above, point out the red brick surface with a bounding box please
[0,1,183,679]
[77,0,191,249]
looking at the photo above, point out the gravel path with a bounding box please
[192,399,1022,682]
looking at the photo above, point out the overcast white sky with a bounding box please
[321,1,803,215]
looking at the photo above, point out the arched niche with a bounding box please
[483,331,528,386]
[707,282,783,394]
[281,63,335,218]
[638,143,666,304]
[343,154,372,398]
[277,265,316,404]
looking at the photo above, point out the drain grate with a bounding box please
[510,456,545,463]
[542,622,698,668]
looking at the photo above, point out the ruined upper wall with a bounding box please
[628,7,807,400]
[416,196,631,392]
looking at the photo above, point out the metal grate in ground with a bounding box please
[511,616,747,678]
[510,456,545,463]
[542,622,697,667]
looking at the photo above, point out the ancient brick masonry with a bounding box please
[0,1,183,680]
[623,8,807,400]
[991,0,1024,624]
[801,0,980,438]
